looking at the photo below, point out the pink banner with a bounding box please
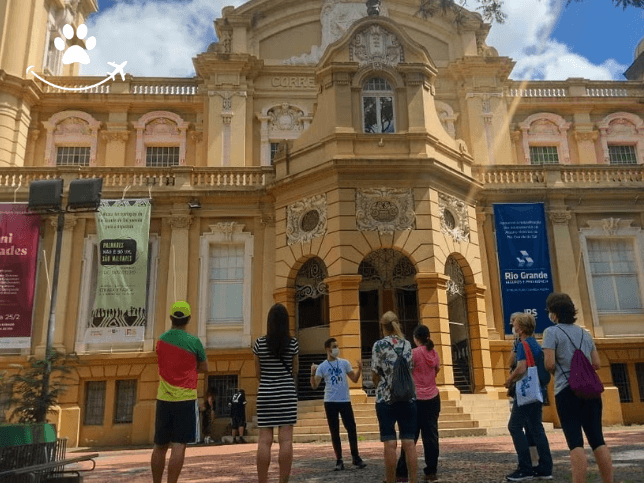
[0,204,40,349]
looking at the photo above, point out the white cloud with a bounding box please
[486,0,628,80]
[81,0,244,77]
[80,0,628,81]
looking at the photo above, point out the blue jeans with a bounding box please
[508,400,553,474]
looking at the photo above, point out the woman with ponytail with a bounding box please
[371,311,418,483]
[396,324,441,482]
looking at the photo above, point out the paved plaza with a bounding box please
[69,427,644,482]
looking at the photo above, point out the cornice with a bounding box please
[0,70,42,105]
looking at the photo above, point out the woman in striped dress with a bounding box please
[253,303,299,483]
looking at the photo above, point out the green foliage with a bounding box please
[0,350,77,424]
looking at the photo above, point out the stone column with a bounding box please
[415,272,459,400]
[574,131,599,164]
[257,115,271,166]
[165,211,192,332]
[547,209,591,332]
[325,274,365,402]
[464,284,497,397]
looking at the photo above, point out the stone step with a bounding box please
[296,411,474,428]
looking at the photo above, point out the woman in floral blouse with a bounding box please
[371,311,418,483]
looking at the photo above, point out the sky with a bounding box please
[80,0,644,80]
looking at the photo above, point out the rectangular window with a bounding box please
[270,143,280,164]
[207,375,238,418]
[529,146,559,165]
[113,380,137,424]
[587,238,643,312]
[610,363,632,403]
[608,145,637,165]
[636,363,644,403]
[146,146,180,167]
[208,245,244,324]
[84,381,106,425]
[56,146,90,166]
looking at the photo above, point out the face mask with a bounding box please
[511,326,517,336]
[548,312,556,323]
[331,348,340,358]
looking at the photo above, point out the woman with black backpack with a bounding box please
[542,292,613,483]
[371,311,418,483]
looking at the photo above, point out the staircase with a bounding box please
[292,397,487,444]
[453,363,473,394]
[296,353,326,401]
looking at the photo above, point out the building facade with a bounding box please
[0,0,643,447]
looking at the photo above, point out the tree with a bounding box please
[0,350,77,424]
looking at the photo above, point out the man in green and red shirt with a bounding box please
[151,301,208,483]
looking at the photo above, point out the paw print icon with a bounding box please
[54,23,96,65]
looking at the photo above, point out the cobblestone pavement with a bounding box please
[73,427,644,482]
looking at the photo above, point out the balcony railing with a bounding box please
[473,164,644,188]
[0,166,274,192]
[39,76,200,95]
[505,80,640,99]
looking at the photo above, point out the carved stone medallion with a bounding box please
[438,192,470,242]
[286,194,327,245]
[349,25,404,69]
[356,188,414,235]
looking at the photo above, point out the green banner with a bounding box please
[90,199,151,342]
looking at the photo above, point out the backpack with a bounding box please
[557,327,604,399]
[385,340,416,403]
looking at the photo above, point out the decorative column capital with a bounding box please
[260,213,275,227]
[50,217,77,231]
[548,210,572,224]
[100,130,130,143]
[167,215,193,230]
[190,131,203,143]
[573,130,598,143]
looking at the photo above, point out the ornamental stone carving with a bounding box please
[356,188,415,235]
[438,193,470,243]
[597,112,644,164]
[269,104,305,133]
[101,130,130,143]
[349,25,404,69]
[283,0,389,65]
[519,112,571,165]
[548,211,571,224]
[133,111,189,166]
[43,110,101,166]
[286,195,327,245]
[586,218,633,236]
[168,215,192,230]
[435,101,458,139]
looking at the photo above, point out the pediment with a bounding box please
[318,16,436,70]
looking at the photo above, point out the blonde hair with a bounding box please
[380,311,404,338]
[515,313,536,336]
[510,312,524,323]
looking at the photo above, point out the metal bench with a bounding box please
[0,439,98,483]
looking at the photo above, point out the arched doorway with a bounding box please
[358,249,419,395]
[445,256,473,394]
[295,257,329,400]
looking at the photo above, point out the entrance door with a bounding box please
[445,257,473,393]
[358,249,419,395]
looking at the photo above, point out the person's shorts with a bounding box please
[154,399,200,445]
[376,400,417,442]
[231,414,246,429]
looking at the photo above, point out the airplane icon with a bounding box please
[107,61,127,81]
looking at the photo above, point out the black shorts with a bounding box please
[555,385,606,451]
[154,399,200,445]
[231,414,246,428]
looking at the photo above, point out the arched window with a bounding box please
[362,77,395,134]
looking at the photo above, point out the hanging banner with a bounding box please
[494,203,554,335]
[88,199,151,344]
[0,204,40,349]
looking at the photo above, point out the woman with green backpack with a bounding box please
[542,292,613,483]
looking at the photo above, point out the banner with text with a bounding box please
[0,204,40,349]
[88,199,151,344]
[494,203,554,335]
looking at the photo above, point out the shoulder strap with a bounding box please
[557,325,579,350]
[521,340,536,367]
[385,339,402,358]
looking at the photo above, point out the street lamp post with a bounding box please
[28,178,103,423]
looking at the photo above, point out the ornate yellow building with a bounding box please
[1,0,643,447]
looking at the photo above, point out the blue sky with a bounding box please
[83,0,643,80]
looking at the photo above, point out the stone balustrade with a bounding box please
[473,164,644,188]
[506,80,638,99]
[39,77,199,95]
[0,166,274,193]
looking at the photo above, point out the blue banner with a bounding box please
[494,203,554,334]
